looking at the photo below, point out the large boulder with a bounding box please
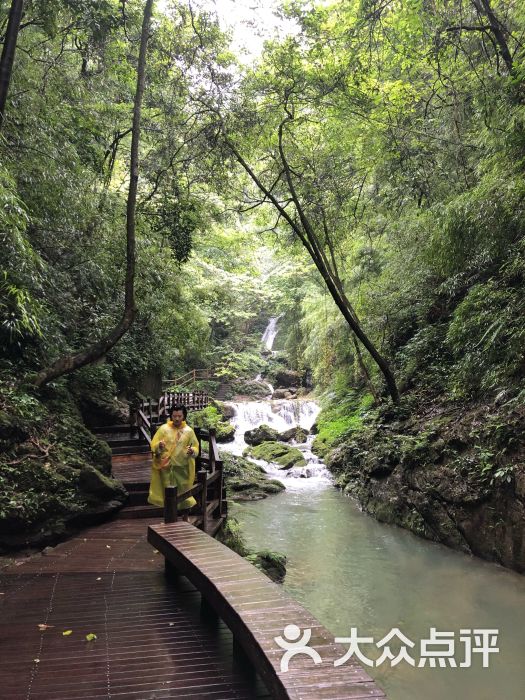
[246,550,287,583]
[214,401,236,419]
[274,369,303,388]
[272,388,298,399]
[279,427,308,443]
[245,441,307,470]
[230,380,269,399]
[222,453,286,501]
[244,424,280,446]
[78,466,127,501]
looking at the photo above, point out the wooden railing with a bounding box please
[135,392,210,441]
[162,369,212,388]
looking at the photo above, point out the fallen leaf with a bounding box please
[62,630,73,636]
[85,633,97,642]
[168,622,175,627]
[152,549,159,554]
[106,545,111,549]
[96,577,102,581]
[33,659,40,663]
[38,624,54,631]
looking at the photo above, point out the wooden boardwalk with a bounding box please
[149,522,386,700]
[0,416,387,699]
[0,518,270,699]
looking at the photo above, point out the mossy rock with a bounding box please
[189,405,235,443]
[245,441,306,469]
[222,453,285,500]
[244,424,280,446]
[214,400,235,419]
[230,379,269,399]
[279,427,308,443]
[311,435,331,458]
[215,422,235,443]
[78,466,127,501]
[216,517,249,557]
[218,519,287,583]
[246,550,287,583]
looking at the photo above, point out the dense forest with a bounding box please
[1,0,524,571]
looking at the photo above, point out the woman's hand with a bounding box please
[186,445,194,456]
[154,440,166,459]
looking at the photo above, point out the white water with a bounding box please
[261,315,280,351]
[222,317,332,488]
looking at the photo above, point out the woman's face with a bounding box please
[171,409,185,427]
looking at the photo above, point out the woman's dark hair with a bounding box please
[170,403,187,419]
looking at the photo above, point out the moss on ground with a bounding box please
[312,391,375,458]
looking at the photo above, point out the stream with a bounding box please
[220,319,525,700]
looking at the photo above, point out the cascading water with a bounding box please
[261,315,280,351]
[221,318,332,487]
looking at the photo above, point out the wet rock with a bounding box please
[244,424,280,446]
[222,453,285,501]
[230,380,269,399]
[246,550,287,583]
[271,389,289,399]
[215,423,235,443]
[274,369,303,388]
[279,427,308,443]
[215,401,235,419]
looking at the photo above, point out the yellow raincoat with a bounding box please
[148,420,200,510]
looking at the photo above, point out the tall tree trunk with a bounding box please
[472,0,514,73]
[0,0,24,131]
[222,129,400,405]
[33,0,155,388]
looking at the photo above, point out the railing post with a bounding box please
[194,427,202,472]
[164,486,178,524]
[197,469,208,533]
[216,460,225,518]
[163,486,178,580]
[209,428,216,472]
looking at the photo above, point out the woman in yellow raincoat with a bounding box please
[148,403,200,511]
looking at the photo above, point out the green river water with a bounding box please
[230,482,525,700]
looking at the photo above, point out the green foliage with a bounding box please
[0,380,115,534]
[188,404,235,442]
[313,392,375,457]
[446,277,525,396]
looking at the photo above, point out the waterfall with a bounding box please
[221,399,332,486]
[220,315,332,487]
[261,316,280,351]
